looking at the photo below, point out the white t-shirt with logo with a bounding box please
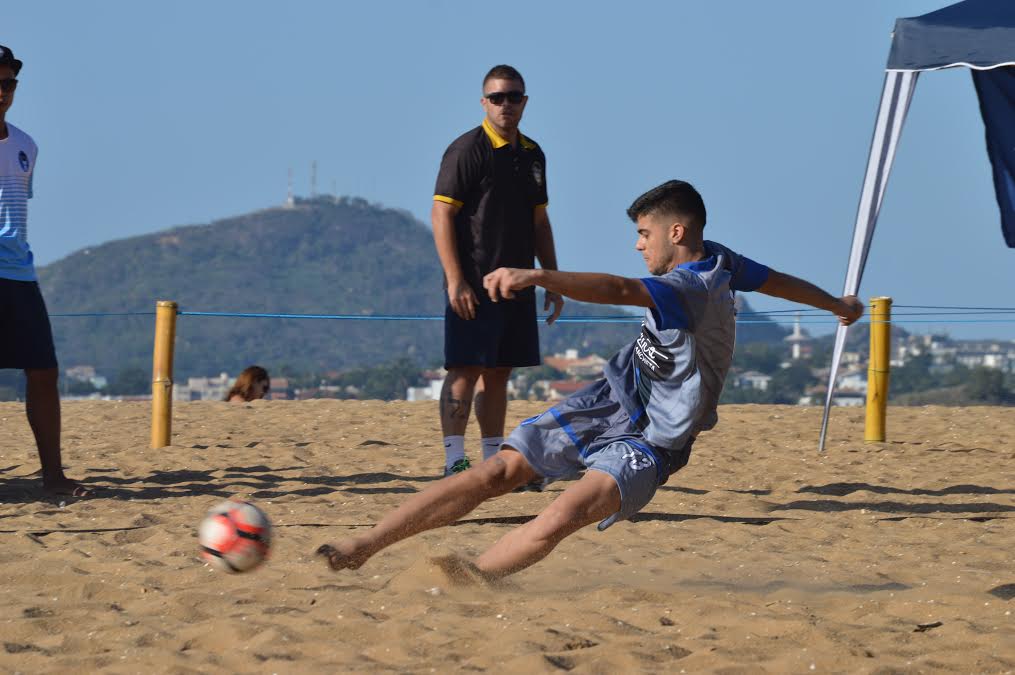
[0,122,38,281]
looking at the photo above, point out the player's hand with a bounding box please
[447,279,478,320]
[483,267,535,302]
[544,291,564,325]
[836,295,864,326]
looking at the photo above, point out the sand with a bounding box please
[1,399,1013,673]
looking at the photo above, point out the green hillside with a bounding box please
[37,196,787,380]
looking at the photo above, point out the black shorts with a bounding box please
[444,290,540,369]
[0,278,58,370]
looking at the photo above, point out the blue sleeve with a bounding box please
[730,255,769,292]
[640,274,698,331]
[706,240,769,292]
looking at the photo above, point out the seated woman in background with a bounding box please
[226,366,270,403]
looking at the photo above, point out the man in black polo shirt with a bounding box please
[432,64,564,476]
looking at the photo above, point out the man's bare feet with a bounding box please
[42,476,95,498]
[316,539,372,570]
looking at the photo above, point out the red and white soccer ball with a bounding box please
[198,499,272,573]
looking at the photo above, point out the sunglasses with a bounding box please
[0,78,17,92]
[484,90,524,105]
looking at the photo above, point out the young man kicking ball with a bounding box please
[318,180,863,579]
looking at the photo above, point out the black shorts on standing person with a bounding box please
[435,117,548,368]
[0,278,58,369]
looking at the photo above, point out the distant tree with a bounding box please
[768,363,815,404]
[890,353,935,394]
[965,367,1012,404]
[107,366,150,396]
[733,343,784,374]
[328,358,426,400]
[719,385,774,404]
[65,378,98,396]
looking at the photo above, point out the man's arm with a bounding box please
[484,267,653,308]
[758,270,864,326]
[533,207,564,324]
[432,200,478,320]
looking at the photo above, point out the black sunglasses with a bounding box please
[0,78,17,92]
[485,90,524,105]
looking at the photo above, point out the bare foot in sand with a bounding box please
[430,554,488,586]
[42,476,95,498]
[316,539,373,570]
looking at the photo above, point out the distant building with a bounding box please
[65,365,96,381]
[64,365,108,392]
[799,387,865,407]
[544,380,588,401]
[543,349,608,378]
[270,377,291,400]
[783,313,813,360]
[836,367,868,393]
[406,369,447,402]
[175,373,231,401]
[734,370,772,391]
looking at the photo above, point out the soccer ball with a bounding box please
[198,499,272,573]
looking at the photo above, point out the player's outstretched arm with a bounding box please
[758,270,864,326]
[483,268,654,309]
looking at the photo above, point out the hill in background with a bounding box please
[37,196,787,380]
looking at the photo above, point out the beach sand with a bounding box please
[1,400,1013,673]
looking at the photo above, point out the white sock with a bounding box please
[481,436,504,461]
[444,435,465,468]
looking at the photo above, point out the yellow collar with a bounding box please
[482,118,536,150]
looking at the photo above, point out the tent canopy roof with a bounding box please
[887,0,1015,71]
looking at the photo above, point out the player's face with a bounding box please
[0,65,16,117]
[481,78,527,132]
[635,213,677,276]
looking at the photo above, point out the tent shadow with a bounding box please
[0,465,438,505]
[797,482,1015,497]
[768,499,1015,515]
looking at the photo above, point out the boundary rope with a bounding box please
[45,305,1015,326]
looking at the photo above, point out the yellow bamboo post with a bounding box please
[864,296,892,442]
[151,300,178,449]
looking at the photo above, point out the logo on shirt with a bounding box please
[634,327,676,381]
[18,151,29,172]
[531,160,544,187]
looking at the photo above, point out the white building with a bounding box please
[406,369,447,402]
[735,370,772,391]
[836,368,868,393]
[175,373,232,401]
[783,313,813,360]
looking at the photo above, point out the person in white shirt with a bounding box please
[0,45,91,498]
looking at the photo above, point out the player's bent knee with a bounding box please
[474,449,535,493]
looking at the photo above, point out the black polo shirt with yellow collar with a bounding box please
[434,118,548,292]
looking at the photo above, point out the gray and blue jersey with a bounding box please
[603,241,769,454]
[0,122,38,282]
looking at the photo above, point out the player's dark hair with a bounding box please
[627,180,707,230]
[483,65,525,91]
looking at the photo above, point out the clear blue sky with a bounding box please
[7,1,1011,338]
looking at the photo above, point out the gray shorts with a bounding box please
[506,379,693,530]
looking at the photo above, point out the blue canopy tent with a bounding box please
[818,0,1015,450]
